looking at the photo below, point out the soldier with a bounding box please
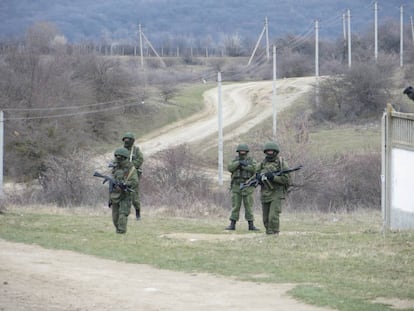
[225,143,259,231]
[110,147,139,234]
[403,86,414,101]
[257,142,290,235]
[122,132,144,220]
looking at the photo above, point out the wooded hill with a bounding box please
[1,0,413,44]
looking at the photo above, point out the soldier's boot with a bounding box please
[225,220,236,230]
[135,209,141,221]
[248,221,259,231]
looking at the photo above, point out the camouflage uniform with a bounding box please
[110,147,139,234]
[122,132,144,220]
[257,142,290,235]
[225,144,259,231]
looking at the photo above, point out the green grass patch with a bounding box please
[173,83,214,112]
[309,126,381,155]
[120,83,212,141]
[1,207,413,311]
[96,82,213,154]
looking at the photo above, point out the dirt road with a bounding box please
[0,238,335,311]
[138,76,315,156]
[1,77,334,311]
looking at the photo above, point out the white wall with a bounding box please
[390,148,414,229]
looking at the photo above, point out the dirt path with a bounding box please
[0,239,335,311]
[0,77,336,311]
[138,76,315,156]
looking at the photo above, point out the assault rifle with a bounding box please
[93,172,134,193]
[240,165,303,190]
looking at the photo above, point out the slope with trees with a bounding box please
[1,16,413,211]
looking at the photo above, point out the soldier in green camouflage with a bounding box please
[110,147,139,234]
[225,143,259,231]
[257,142,290,235]
[122,132,144,220]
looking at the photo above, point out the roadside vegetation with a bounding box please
[1,19,414,311]
[2,21,413,211]
[0,207,413,311]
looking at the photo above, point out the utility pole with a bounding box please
[411,16,414,47]
[139,24,166,67]
[0,111,3,195]
[315,19,319,79]
[315,19,320,108]
[347,9,352,68]
[272,45,277,141]
[248,17,269,66]
[139,24,144,67]
[342,13,347,63]
[217,72,223,186]
[374,1,378,62]
[342,13,347,41]
[265,17,270,62]
[400,5,404,67]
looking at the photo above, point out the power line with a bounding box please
[2,96,143,112]
[3,101,143,121]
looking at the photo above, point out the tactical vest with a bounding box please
[110,162,135,203]
[231,156,255,182]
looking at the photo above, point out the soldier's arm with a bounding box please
[273,160,290,186]
[227,158,240,173]
[125,168,139,189]
[243,158,257,174]
[133,146,144,168]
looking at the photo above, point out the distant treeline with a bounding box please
[0,42,251,58]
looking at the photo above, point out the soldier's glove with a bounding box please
[108,200,112,208]
[118,182,129,191]
[256,173,264,185]
[239,160,249,167]
[264,172,274,181]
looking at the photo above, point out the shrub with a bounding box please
[246,118,381,212]
[35,152,100,206]
[310,62,393,123]
[140,145,230,216]
[288,151,381,211]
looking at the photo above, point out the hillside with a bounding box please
[1,0,413,43]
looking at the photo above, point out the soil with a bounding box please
[1,77,341,311]
[138,76,316,156]
[0,238,336,311]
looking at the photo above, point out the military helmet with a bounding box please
[236,143,249,152]
[263,142,280,153]
[114,147,130,158]
[122,132,135,141]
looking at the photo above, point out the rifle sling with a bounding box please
[125,166,135,182]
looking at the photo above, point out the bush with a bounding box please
[246,118,381,212]
[35,152,101,206]
[140,145,230,216]
[310,62,394,123]
[288,152,381,211]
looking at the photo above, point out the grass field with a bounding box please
[309,126,381,155]
[1,206,413,311]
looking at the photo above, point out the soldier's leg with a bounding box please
[132,187,141,220]
[117,198,132,234]
[111,203,120,232]
[226,190,242,230]
[267,199,281,234]
[261,201,270,234]
[243,192,254,221]
[243,194,259,231]
[229,191,242,221]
